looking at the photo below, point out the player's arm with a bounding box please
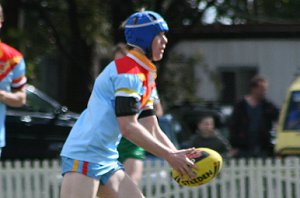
[116,96,196,177]
[138,87,175,149]
[118,114,196,178]
[138,112,177,151]
[0,85,26,107]
[1,58,27,107]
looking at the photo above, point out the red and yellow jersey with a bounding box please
[61,50,159,164]
[114,50,157,109]
[0,42,27,147]
[0,42,27,89]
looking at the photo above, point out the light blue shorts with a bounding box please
[61,156,124,185]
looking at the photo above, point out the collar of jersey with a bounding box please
[127,50,156,73]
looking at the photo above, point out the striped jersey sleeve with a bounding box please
[113,73,143,100]
[12,59,27,88]
[142,86,159,109]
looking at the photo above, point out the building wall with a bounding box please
[172,39,300,107]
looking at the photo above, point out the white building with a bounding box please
[171,24,300,107]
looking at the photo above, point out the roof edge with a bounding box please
[171,24,300,39]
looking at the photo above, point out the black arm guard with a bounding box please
[115,96,139,117]
[138,109,156,119]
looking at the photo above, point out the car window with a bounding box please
[284,91,300,131]
[8,90,56,113]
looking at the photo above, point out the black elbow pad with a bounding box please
[138,109,156,119]
[115,96,139,117]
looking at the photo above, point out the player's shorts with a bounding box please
[61,156,124,185]
[117,138,145,163]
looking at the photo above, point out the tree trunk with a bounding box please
[63,0,95,112]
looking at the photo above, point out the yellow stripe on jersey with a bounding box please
[145,99,155,106]
[142,99,155,110]
[116,88,138,94]
[115,88,140,99]
[137,73,146,82]
[8,56,22,65]
[72,160,79,172]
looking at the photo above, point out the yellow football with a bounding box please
[172,147,223,187]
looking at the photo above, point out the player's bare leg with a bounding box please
[60,172,99,198]
[123,158,143,185]
[97,170,144,198]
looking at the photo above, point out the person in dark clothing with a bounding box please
[181,115,232,158]
[229,75,279,158]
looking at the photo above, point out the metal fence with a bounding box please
[0,157,299,198]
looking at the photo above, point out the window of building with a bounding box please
[218,67,257,104]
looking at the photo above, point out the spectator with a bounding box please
[0,4,27,158]
[181,115,231,158]
[229,75,279,158]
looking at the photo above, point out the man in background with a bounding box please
[229,75,278,158]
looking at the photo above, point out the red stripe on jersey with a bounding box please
[0,66,14,81]
[82,161,89,175]
[12,75,25,84]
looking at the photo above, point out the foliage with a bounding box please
[2,0,300,111]
[159,52,203,108]
[216,0,300,24]
[7,0,114,111]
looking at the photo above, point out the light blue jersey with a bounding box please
[61,50,158,167]
[0,42,27,148]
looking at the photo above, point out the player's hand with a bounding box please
[186,148,202,159]
[166,148,198,179]
[0,90,7,103]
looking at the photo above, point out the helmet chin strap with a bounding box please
[128,43,153,60]
[146,47,153,61]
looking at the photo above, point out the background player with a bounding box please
[0,3,27,158]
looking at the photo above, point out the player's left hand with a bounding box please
[185,148,202,160]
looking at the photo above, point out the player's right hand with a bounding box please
[166,148,198,179]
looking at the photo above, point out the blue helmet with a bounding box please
[125,11,169,57]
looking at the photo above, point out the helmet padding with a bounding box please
[125,11,168,57]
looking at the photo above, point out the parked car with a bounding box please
[2,85,184,160]
[275,76,300,156]
[167,102,232,147]
[2,85,79,160]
